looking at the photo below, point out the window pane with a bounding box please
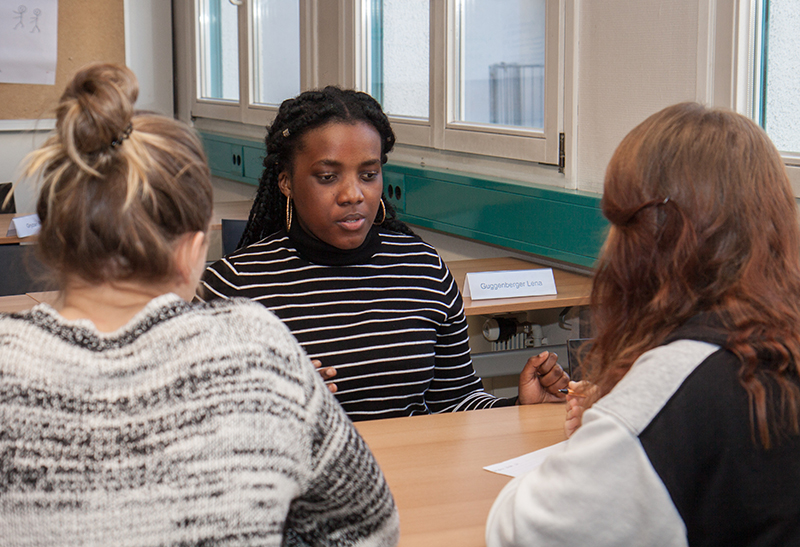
[453,0,546,129]
[762,0,800,153]
[366,0,429,119]
[197,0,239,101]
[252,0,300,106]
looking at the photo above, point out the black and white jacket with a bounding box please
[486,316,800,547]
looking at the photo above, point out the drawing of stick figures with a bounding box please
[30,8,41,32]
[13,5,27,29]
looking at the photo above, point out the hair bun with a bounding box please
[56,63,139,156]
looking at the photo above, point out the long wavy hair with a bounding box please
[583,102,800,448]
[238,86,414,249]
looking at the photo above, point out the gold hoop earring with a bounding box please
[285,197,293,231]
[374,199,386,225]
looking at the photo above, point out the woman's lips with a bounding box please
[337,214,366,231]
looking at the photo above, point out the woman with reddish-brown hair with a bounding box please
[486,102,800,546]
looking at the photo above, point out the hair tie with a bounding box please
[110,123,133,149]
[621,196,673,225]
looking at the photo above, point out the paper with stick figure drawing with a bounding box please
[0,0,58,85]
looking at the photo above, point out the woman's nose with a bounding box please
[338,175,364,204]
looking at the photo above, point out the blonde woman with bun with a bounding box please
[0,63,399,547]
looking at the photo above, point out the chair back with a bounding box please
[0,244,52,297]
[0,183,15,214]
[221,219,248,256]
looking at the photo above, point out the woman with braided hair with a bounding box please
[199,86,568,422]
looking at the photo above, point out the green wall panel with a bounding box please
[242,146,265,183]
[384,164,608,268]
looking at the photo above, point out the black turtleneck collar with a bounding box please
[287,220,382,266]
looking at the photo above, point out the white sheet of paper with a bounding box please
[7,214,41,238]
[0,0,59,85]
[463,268,557,300]
[484,440,567,478]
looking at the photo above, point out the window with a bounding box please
[452,0,546,130]
[197,0,240,102]
[753,0,800,156]
[193,0,303,124]
[251,0,301,106]
[364,0,429,120]
[361,0,561,164]
[186,1,562,166]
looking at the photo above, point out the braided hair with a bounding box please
[238,86,414,249]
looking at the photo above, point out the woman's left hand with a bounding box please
[312,359,338,393]
[517,350,570,404]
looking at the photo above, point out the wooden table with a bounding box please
[447,257,593,316]
[26,291,59,305]
[355,404,566,547]
[0,293,40,313]
[0,213,26,244]
[210,200,252,230]
[0,291,58,313]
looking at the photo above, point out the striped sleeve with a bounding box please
[425,258,516,413]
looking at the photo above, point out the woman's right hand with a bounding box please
[565,381,593,438]
[312,359,338,393]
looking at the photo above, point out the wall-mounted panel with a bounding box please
[385,163,607,268]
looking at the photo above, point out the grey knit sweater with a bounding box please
[0,294,399,547]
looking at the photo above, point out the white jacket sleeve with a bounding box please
[485,407,687,547]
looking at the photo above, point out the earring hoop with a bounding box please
[374,199,386,225]
[286,197,293,231]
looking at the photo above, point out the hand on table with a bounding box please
[312,359,337,393]
[517,350,569,405]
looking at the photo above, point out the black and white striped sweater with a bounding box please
[0,294,399,547]
[199,225,514,422]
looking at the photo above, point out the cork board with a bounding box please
[0,0,125,121]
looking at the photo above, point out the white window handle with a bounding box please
[229,0,242,5]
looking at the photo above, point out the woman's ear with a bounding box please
[172,231,209,301]
[278,172,292,198]
[174,231,208,284]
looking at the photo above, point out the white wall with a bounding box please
[124,0,174,116]
[574,1,702,193]
[0,121,53,214]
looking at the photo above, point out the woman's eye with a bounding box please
[317,173,336,183]
[362,171,379,181]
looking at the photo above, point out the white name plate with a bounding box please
[6,214,42,238]
[463,268,557,300]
